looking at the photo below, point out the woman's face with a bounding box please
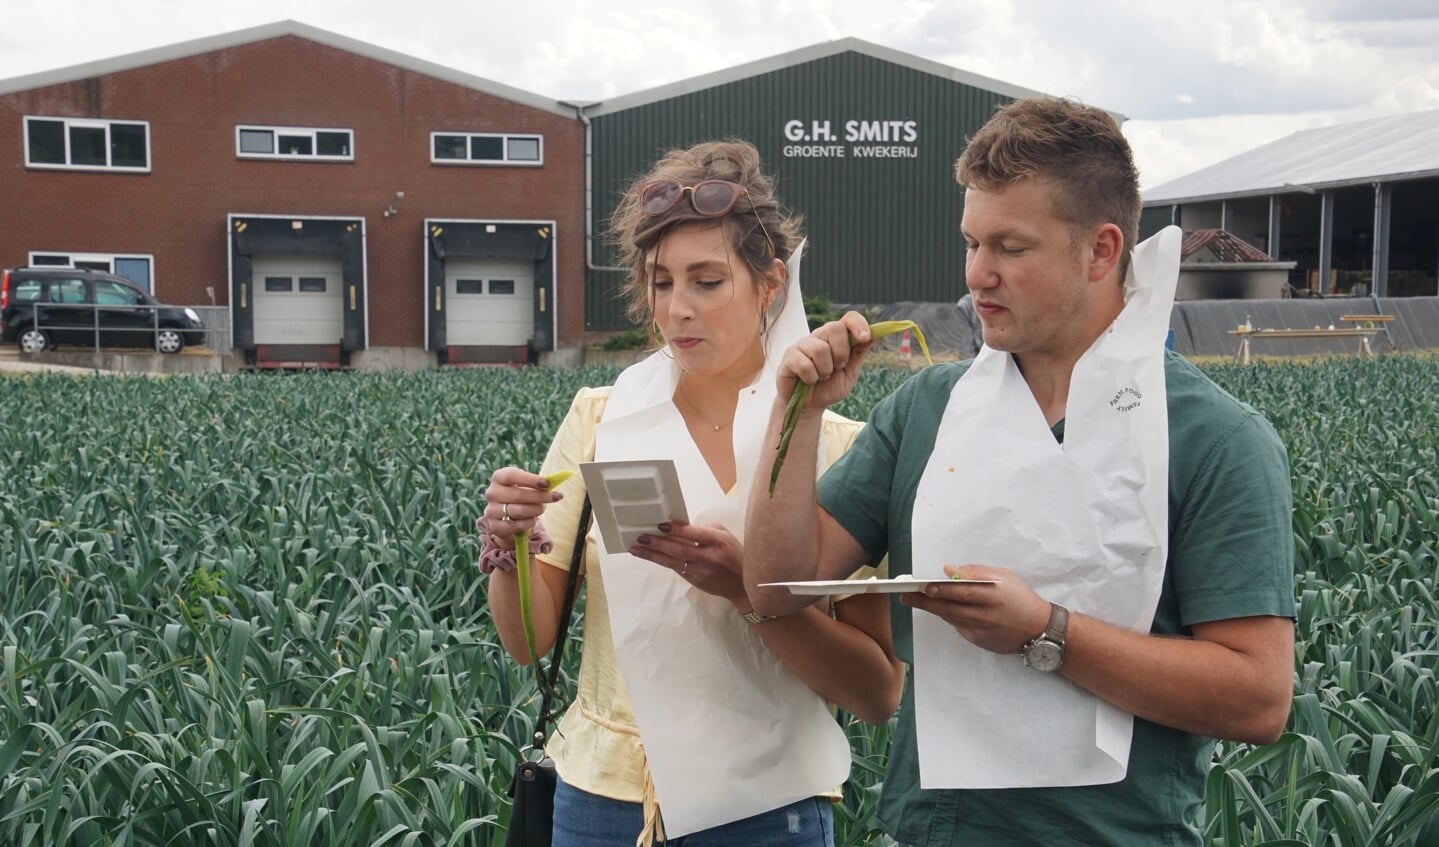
[647,221,779,381]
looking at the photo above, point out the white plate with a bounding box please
[760,577,1001,596]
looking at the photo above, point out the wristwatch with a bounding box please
[741,609,776,625]
[1021,602,1069,672]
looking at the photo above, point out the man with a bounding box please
[744,97,1295,845]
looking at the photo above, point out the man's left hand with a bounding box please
[900,564,1053,654]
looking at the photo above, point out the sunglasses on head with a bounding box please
[638,179,776,257]
[640,179,751,217]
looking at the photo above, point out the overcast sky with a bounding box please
[4,0,1437,190]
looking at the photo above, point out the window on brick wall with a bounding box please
[431,132,543,166]
[29,252,154,292]
[24,117,151,171]
[236,126,354,161]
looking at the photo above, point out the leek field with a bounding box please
[1,357,1436,845]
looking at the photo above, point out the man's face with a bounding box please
[961,179,1092,360]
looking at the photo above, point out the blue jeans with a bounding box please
[552,775,835,846]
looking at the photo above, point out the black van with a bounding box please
[1,267,206,354]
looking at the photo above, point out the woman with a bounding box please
[481,140,904,846]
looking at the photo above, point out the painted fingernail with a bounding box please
[657,523,672,532]
[636,535,651,545]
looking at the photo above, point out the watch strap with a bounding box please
[1021,602,1069,671]
[1041,602,1069,645]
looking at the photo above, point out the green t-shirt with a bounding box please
[818,352,1296,847]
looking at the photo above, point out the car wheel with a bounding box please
[18,328,52,354]
[156,328,185,354]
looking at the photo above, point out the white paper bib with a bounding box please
[909,226,1182,788]
[590,243,851,835]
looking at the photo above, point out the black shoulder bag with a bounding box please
[505,496,592,847]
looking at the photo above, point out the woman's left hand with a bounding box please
[629,522,746,604]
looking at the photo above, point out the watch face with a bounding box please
[1024,640,1064,672]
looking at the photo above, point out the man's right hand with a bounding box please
[779,311,873,410]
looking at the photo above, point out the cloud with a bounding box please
[2,0,1435,122]
[1,0,1435,196]
[1303,0,1439,22]
[888,0,1438,122]
[1328,17,1439,51]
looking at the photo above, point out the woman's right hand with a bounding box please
[481,466,566,548]
[778,311,873,411]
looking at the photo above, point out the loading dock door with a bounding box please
[445,259,533,346]
[251,255,345,345]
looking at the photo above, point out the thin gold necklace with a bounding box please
[676,379,729,432]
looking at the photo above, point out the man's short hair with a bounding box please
[955,97,1141,280]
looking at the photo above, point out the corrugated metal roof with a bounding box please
[1144,108,1439,205]
[586,37,1121,121]
[1181,229,1276,263]
[0,19,573,117]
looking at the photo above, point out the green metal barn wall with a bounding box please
[587,52,1017,330]
[1139,206,1176,240]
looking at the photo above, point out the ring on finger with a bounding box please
[681,562,690,576]
[501,503,513,522]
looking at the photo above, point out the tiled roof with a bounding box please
[1180,229,1278,263]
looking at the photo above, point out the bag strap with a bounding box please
[533,495,592,743]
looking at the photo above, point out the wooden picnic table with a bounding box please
[1228,326,1383,364]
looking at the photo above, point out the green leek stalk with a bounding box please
[769,321,932,496]
[516,469,576,677]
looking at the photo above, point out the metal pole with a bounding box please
[91,302,101,373]
[1267,196,1282,258]
[1372,182,1391,297]
[1318,191,1335,296]
[1369,290,1395,350]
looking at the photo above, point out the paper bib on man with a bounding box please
[910,226,1181,788]
[591,244,850,836]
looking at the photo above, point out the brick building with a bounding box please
[0,20,585,367]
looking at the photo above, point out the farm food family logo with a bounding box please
[1110,387,1143,413]
[782,119,919,159]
